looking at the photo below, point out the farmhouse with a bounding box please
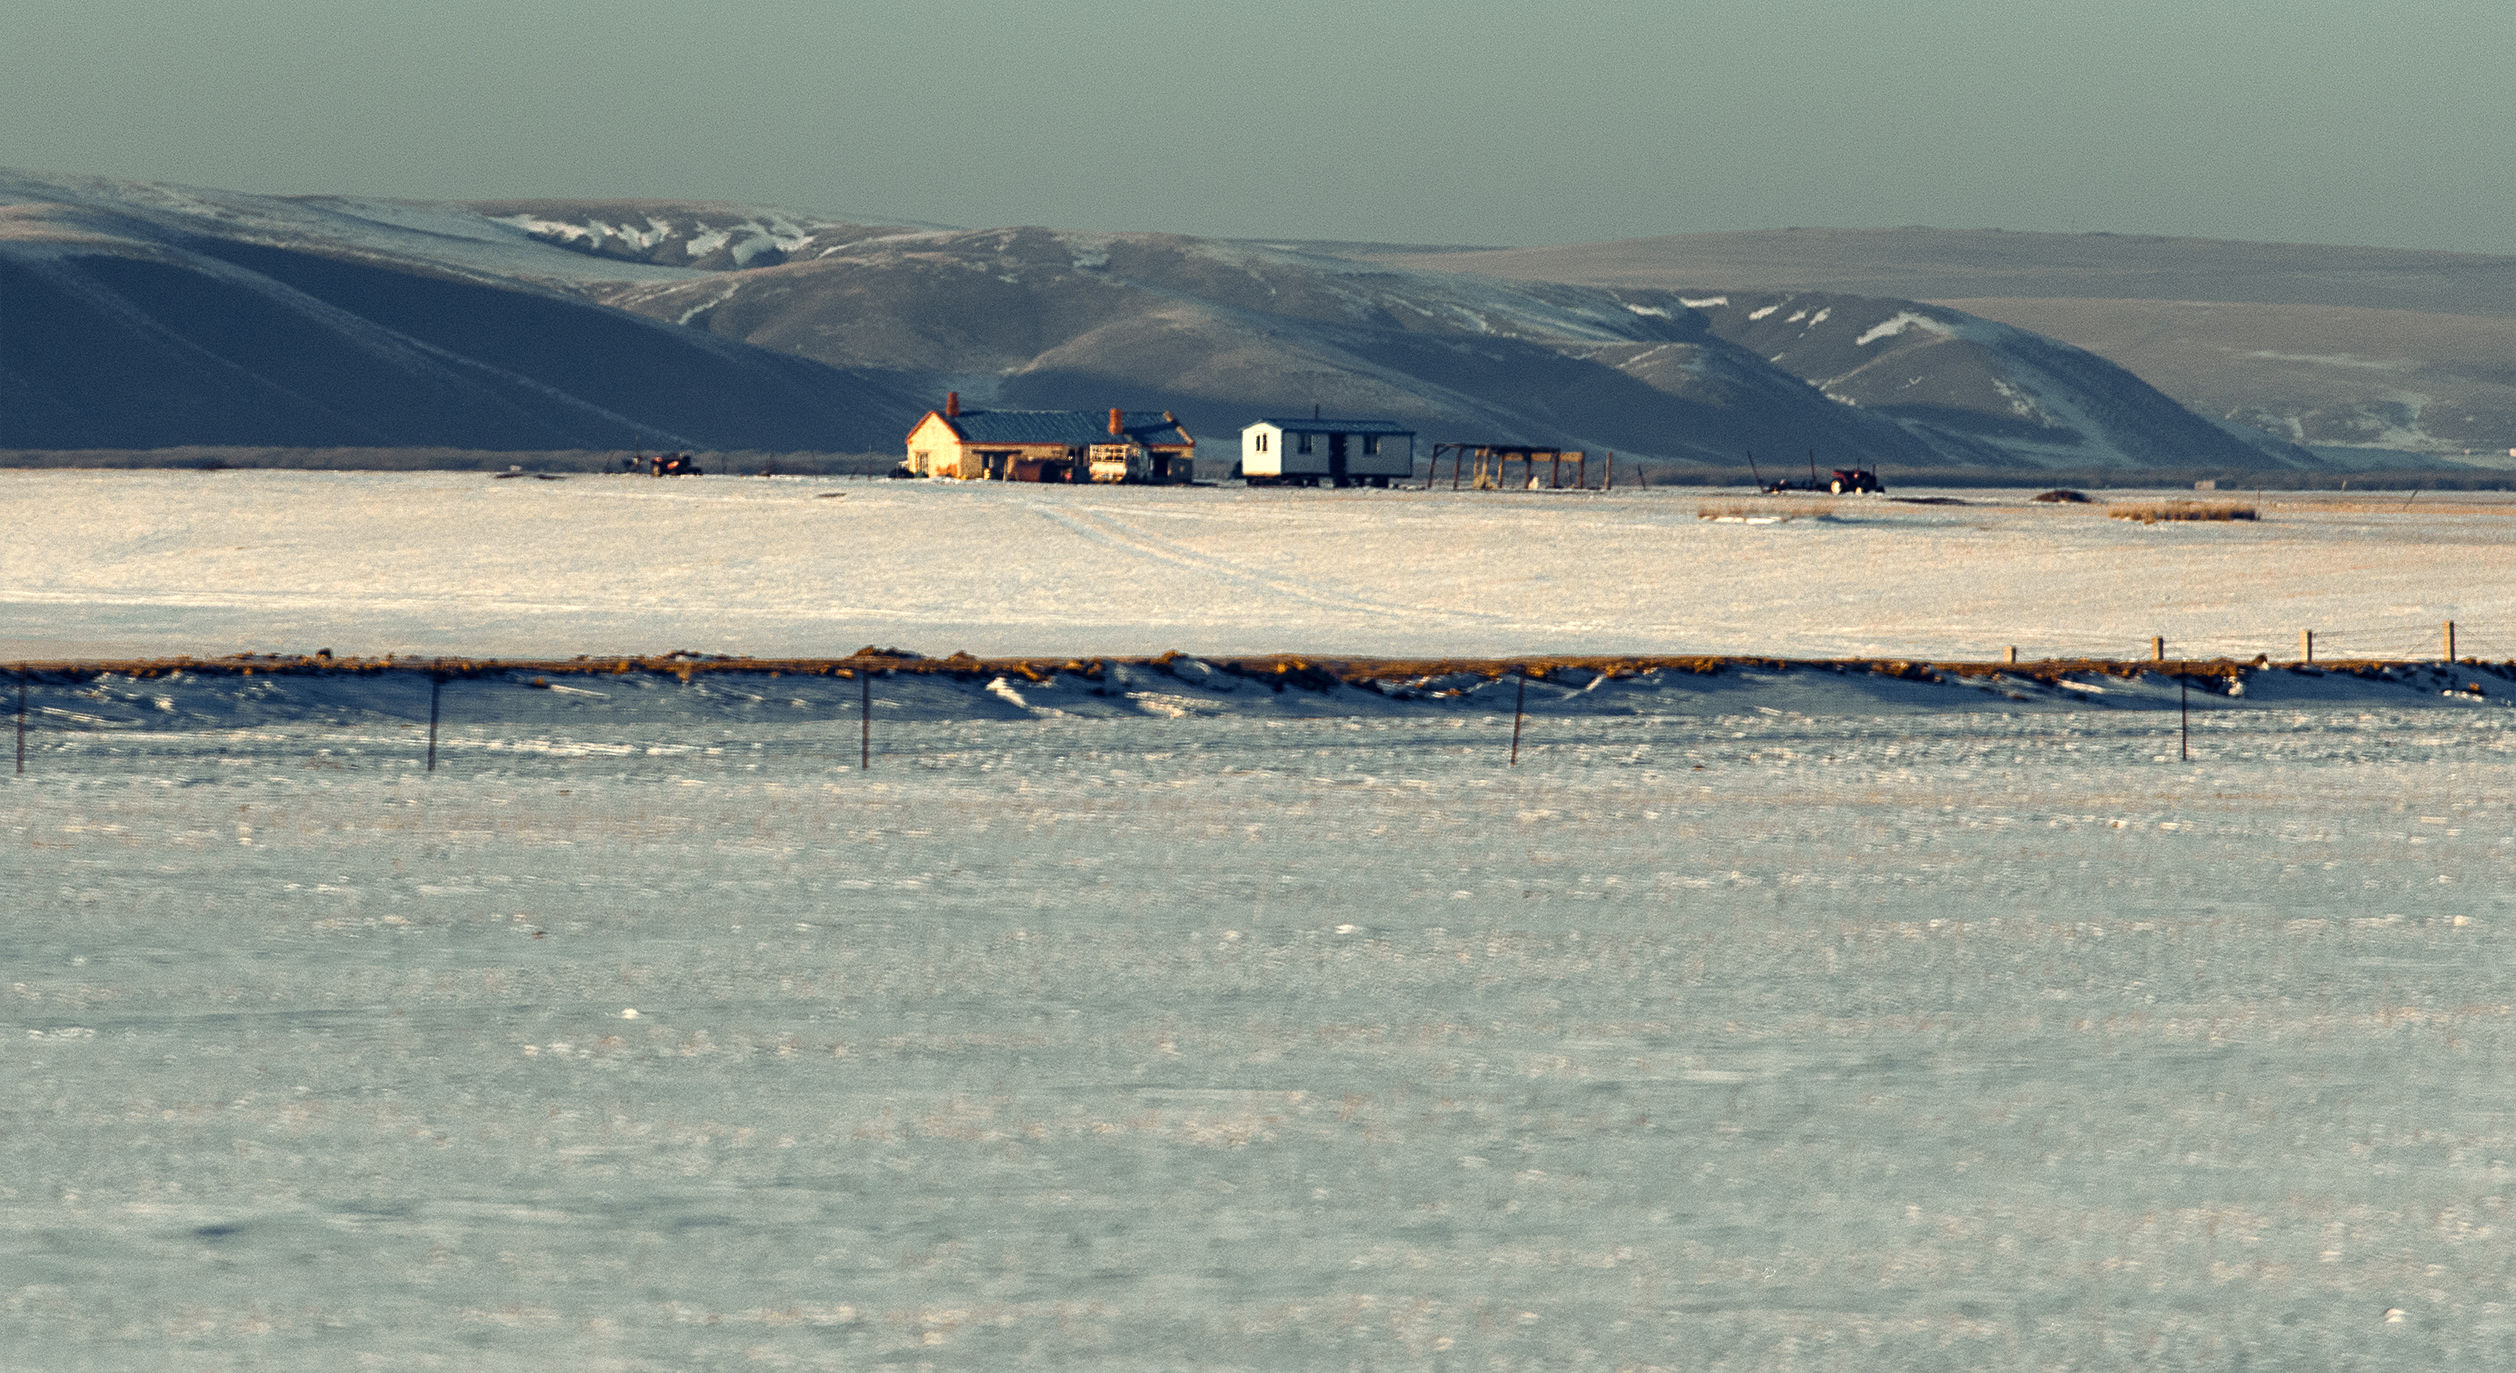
[904,393,1196,483]
[1240,417,1416,487]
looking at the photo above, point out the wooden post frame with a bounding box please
[1509,672,1527,766]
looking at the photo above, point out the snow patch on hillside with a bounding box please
[1855,311,1956,346]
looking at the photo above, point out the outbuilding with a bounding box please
[1239,417,1415,487]
[905,394,1196,483]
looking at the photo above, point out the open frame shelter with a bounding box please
[1430,444,1614,492]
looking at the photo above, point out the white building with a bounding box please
[1239,418,1415,487]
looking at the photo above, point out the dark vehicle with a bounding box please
[1747,450,1882,495]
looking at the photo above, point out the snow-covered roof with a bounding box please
[1246,417,1416,436]
[935,410,1192,448]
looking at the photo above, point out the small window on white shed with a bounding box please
[1255,433,1268,452]
[1296,433,1314,455]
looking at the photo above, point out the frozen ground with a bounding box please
[6,670,2516,1368]
[7,471,2516,662]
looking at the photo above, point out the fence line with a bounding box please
[3,651,2511,779]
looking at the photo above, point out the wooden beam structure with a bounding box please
[1426,443,1595,492]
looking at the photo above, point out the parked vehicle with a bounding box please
[1749,450,1882,495]
[626,452,705,476]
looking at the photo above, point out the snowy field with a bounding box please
[7,669,2516,1368]
[7,470,2516,662]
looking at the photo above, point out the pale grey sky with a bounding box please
[7,0,2511,251]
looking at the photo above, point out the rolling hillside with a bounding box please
[0,171,922,451]
[560,217,2300,474]
[1370,228,2516,461]
[0,171,2368,474]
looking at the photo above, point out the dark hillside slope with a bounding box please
[1683,291,2312,469]
[0,218,919,450]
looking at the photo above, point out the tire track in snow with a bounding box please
[1028,502,1515,630]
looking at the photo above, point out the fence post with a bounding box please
[1603,452,1614,491]
[14,669,24,776]
[2300,629,2314,664]
[2180,672,2189,762]
[2004,646,2018,665]
[860,669,871,771]
[426,666,442,772]
[1508,672,1527,766]
[2445,619,2457,661]
[2150,636,2164,663]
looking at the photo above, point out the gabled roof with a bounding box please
[922,409,1194,448]
[1112,412,1195,448]
[1246,417,1416,436]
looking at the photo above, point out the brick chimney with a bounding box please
[944,391,960,417]
[1108,407,1123,435]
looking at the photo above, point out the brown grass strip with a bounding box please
[0,650,2306,688]
[2108,501,2258,524]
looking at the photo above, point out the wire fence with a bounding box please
[8,655,2513,781]
[1991,619,2513,669]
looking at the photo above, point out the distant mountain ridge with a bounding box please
[0,170,2376,474]
[569,217,2309,473]
[1365,227,2516,315]
[1366,228,2516,461]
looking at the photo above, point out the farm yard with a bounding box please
[6,471,2516,664]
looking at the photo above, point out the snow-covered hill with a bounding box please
[583,222,2302,473]
[1370,227,2516,462]
[0,170,2335,473]
[1678,290,2320,470]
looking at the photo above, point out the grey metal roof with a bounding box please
[941,409,1192,447]
[1247,417,1416,436]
